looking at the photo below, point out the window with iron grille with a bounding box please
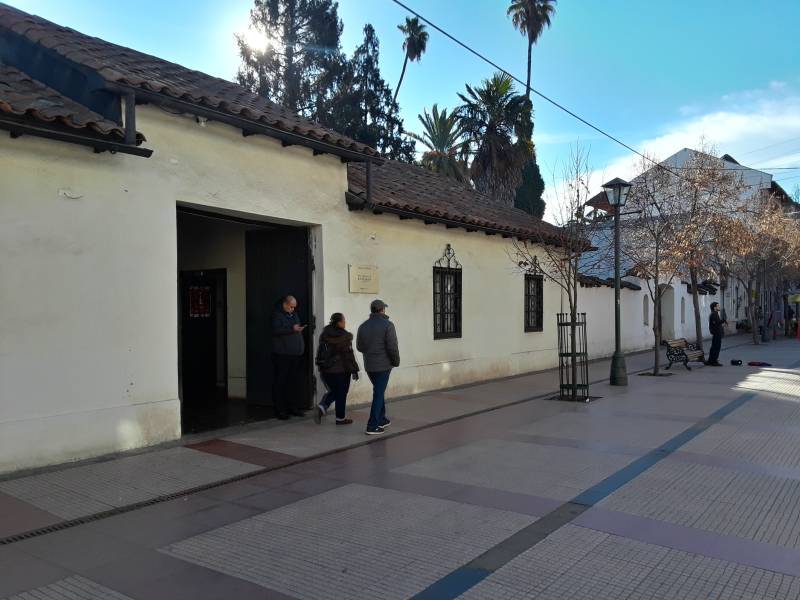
[524,274,543,332]
[433,244,462,339]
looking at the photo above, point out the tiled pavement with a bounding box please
[0,341,678,537]
[1,337,799,599]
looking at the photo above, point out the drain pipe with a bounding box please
[123,92,137,146]
[366,160,373,203]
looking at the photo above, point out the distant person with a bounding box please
[768,304,783,340]
[314,313,359,426]
[356,299,400,435]
[706,302,726,367]
[271,295,306,419]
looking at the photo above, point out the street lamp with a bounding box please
[603,177,632,386]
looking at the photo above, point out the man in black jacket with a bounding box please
[357,299,400,435]
[271,295,306,419]
[706,302,726,367]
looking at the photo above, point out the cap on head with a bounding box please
[370,299,388,313]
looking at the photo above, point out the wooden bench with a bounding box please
[663,338,705,370]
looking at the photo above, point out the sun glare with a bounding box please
[242,27,271,53]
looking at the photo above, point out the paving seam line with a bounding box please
[411,390,760,600]
[0,338,759,546]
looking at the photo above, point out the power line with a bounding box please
[388,0,667,173]
[737,136,800,158]
[389,0,798,189]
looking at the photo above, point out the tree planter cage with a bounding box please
[557,312,590,401]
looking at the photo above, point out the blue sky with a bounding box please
[10,0,800,219]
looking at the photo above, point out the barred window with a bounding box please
[524,274,543,332]
[433,244,462,339]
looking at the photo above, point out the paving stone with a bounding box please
[0,448,260,520]
[458,525,800,600]
[394,438,632,501]
[1,576,134,600]
[162,483,535,599]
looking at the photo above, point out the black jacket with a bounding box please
[316,325,359,374]
[709,311,725,338]
[356,314,400,372]
[271,310,305,356]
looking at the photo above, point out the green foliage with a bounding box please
[458,73,533,206]
[394,17,429,104]
[507,0,557,98]
[515,158,546,217]
[237,1,415,161]
[236,0,343,116]
[408,104,467,181]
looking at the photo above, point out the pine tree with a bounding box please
[237,3,414,161]
[320,25,415,161]
[236,0,344,117]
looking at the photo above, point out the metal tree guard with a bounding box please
[557,312,590,401]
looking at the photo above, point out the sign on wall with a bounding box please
[348,265,380,294]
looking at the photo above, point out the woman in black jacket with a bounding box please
[314,313,359,425]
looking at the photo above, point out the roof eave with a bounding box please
[0,115,152,157]
[108,83,383,164]
[345,190,565,246]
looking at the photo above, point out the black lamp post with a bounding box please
[603,177,632,386]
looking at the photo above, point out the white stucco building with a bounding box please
[2,5,615,474]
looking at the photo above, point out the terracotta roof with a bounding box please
[586,190,611,213]
[577,274,642,291]
[0,3,377,159]
[347,160,567,245]
[0,62,142,141]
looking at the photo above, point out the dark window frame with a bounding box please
[433,266,462,339]
[524,274,544,332]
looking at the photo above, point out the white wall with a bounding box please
[0,132,180,474]
[579,276,722,366]
[0,106,570,474]
[131,108,562,405]
[0,105,733,474]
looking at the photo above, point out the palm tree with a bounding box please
[408,104,468,182]
[393,17,429,104]
[507,0,557,101]
[458,73,533,206]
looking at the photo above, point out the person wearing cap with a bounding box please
[356,299,400,435]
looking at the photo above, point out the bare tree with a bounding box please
[510,145,601,399]
[620,155,691,375]
[668,144,748,351]
[713,196,800,344]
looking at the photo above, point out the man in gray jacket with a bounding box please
[356,299,400,435]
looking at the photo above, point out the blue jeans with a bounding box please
[366,371,390,430]
[320,372,351,420]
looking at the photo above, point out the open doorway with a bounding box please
[177,208,313,434]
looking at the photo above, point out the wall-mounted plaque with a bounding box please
[348,264,379,294]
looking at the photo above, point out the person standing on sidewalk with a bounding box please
[314,313,359,426]
[356,299,400,435]
[706,301,726,367]
[271,295,306,419]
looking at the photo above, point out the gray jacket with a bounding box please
[271,310,305,356]
[356,314,400,372]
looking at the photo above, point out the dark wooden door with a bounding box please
[179,269,227,432]
[246,227,312,409]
